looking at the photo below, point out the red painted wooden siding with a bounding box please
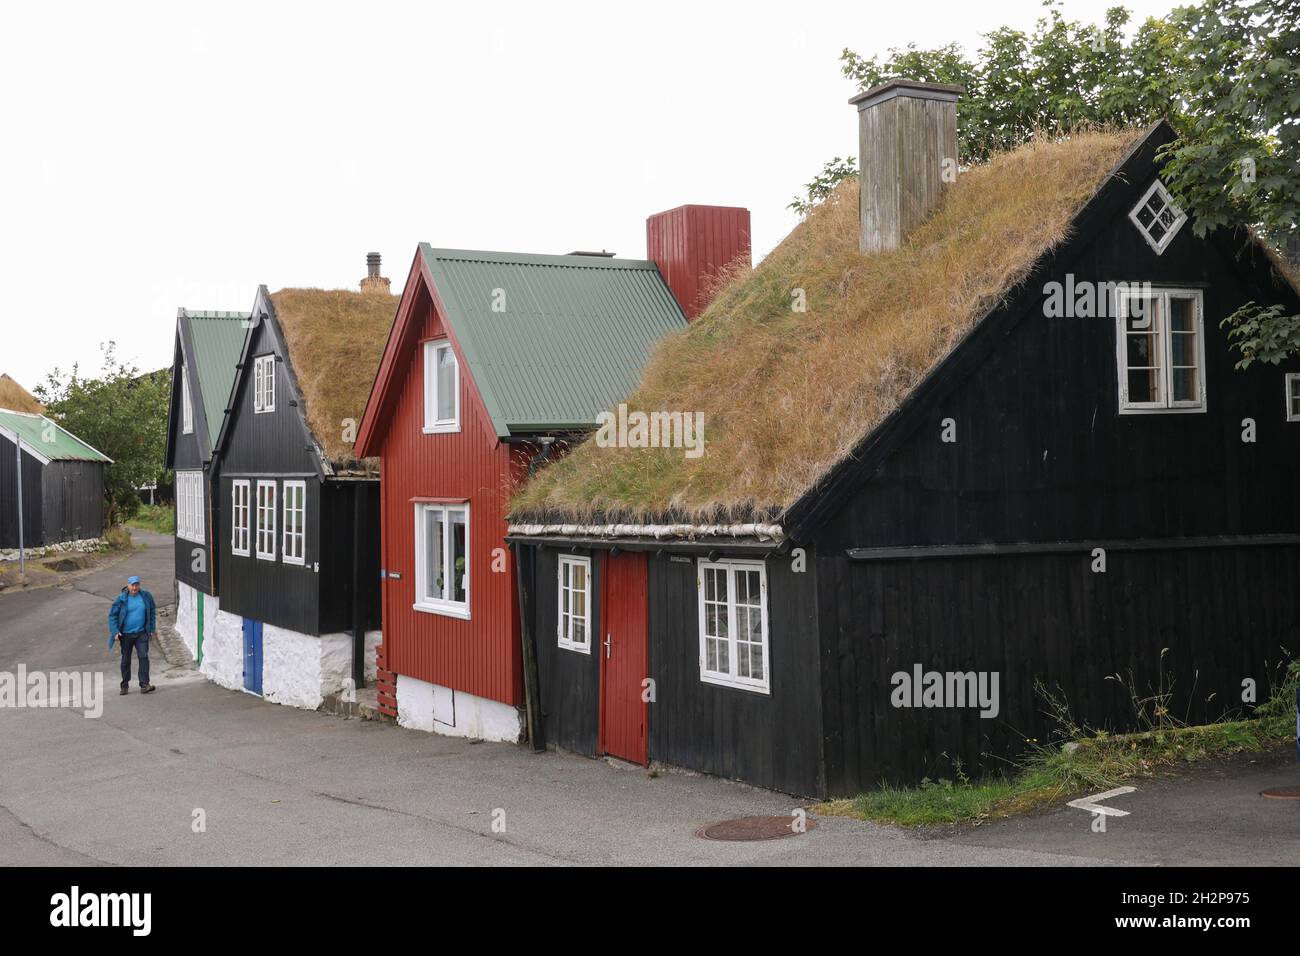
[376,276,523,707]
[599,551,649,765]
[646,204,752,320]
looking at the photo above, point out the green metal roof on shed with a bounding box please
[420,245,687,437]
[0,408,112,463]
[182,309,249,450]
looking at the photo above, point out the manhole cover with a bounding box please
[1260,786,1300,800]
[696,815,817,841]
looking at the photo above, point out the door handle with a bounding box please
[604,633,612,659]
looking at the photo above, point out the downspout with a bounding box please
[513,540,544,752]
[527,436,556,478]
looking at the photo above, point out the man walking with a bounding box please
[108,575,157,695]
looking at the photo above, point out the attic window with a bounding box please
[1287,374,1300,422]
[1115,287,1206,413]
[181,367,193,435]
[1129,180,1187,255]
[423,340,459,433]
[253,355,275,414]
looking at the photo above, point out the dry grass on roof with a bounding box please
[271,288,399,465]
[0,373,44,414]
[513,128,1143,523]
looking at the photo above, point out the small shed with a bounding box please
[0,397,113,549]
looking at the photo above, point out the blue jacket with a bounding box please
[107,588,157,648]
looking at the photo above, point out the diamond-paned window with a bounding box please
[1129,179,1187,255]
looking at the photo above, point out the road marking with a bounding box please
[1067,785,1136,817]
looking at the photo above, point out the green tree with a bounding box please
[1161,0,1299,366]
[35,342,171,525]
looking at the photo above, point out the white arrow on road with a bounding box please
[1067,786,1136,817]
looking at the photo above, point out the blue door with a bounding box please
[242,618,263,695]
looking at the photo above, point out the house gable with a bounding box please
[801,124,1300,551]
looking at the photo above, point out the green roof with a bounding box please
[0,408,112,463]
[421,245,687,437]
[182,310,248,450]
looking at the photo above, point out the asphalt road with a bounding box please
[1,531,1296,866]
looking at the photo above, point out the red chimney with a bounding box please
[646,204,751,321]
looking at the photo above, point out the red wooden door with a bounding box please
[599,552,649,765]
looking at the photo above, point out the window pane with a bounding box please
[1128,368,1161,404]
[425,509,444,601]
[437,346,456,421]
[1169,296,1196,332]
[573,617,586,645]
[450,509,467,603]
[1171,367,1197,402]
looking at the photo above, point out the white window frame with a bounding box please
[1287,374,1300,423]
[253,355,276,414]
[255,480,277,561]
[175,471,205,543]
[696,558,770,694]
[282,479,306,566]
[181,366,193,435]
[231,480,251,556]
[413,502,470,619]
[1114,286,1207,415]
[422,340,460,433]
[557,554,592,654]
[1128,179,1188,256]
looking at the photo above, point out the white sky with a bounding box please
[1,0,1177,389]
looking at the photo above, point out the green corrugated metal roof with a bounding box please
[183,310,248,450]
[421,245,686,437]
[0,408,112,462]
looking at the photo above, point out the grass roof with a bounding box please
[512,129,1144,524]
[0,374,44,415]
[270,288,399,465]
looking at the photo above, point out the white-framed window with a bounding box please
[253,355,276,413]
[413,502,469,618]
[1128,179,1187,256]
[231,480,251,556]
[1115,287,1207,413]
[282,480,306,566]
[697,558,770,694]
[557,555,591,653]
[1287,374,1300,423]
[255,480,277,561]
[422,340,459,433]
[175,470,205,543]
[181,366,193,435]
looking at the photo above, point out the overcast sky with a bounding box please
[1,0,1178,389]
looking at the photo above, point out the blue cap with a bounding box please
[127,575,141,585]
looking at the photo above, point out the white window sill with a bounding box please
[232,548,250,558]
[422,422,460,434]
[1118,404,1206,415]
[255,553,276,562]
[412,601,470,620]
[284,556,305,567]
[558,639,592,655]
[699,671,771,695]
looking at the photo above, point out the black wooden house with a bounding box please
[164,309,247,660]
[207,275,396,707]
[509,86,1300,797]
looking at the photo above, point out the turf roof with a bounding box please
[512,128,1146,525]
[0,374,44,415]
[270,288,400,464]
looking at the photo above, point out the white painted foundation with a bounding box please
[199,605,246,693]
[396,673,523,743]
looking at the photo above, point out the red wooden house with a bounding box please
[355,206,749,740]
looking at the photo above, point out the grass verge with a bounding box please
[817,662,1298,827]
[125,504,174,535]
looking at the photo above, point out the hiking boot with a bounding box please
[140,684,156,695]
[120,686,129,695]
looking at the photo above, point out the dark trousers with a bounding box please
[119,632,150,687]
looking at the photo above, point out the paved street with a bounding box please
[1,531,1296,866]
